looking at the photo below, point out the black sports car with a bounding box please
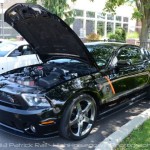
[0,3,150,140]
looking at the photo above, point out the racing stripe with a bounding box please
[104,76,116,94]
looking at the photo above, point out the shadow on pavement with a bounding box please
[0,100,149,150]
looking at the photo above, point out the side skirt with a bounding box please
[97,91,147,120]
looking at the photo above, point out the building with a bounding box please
[0,0,25,38]
[69,0,136,39]
[0,0,137,39]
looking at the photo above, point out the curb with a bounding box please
[95,108,150,150]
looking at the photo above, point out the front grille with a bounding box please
[0,92,14,103]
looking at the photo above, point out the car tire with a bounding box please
[59,94,97,140]
[146,88,150,99]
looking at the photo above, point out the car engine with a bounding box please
[6,62,95,89]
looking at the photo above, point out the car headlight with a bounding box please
[21,94,50,107]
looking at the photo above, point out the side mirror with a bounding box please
[117,60,131,66]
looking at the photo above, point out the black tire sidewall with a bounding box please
[59,94,97,140]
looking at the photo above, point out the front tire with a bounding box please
[146,88,150,99]
[59,94,97,140]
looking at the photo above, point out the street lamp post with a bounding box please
[0,0,4,39]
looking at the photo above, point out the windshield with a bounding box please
[86,44,115,67]
[0,42,17,57]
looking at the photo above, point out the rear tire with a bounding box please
[59,94,97,140]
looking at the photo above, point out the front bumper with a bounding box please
[0,105,59,139]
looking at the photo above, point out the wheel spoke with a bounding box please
[82,102,92,114]
[69,96,96,138]
[84,115,90,123]
[69,116,78,126]
[76,121,83,136]
[76,102,82,113]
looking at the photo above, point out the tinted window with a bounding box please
[117,46,142,64]
[87,45,114,67]
[22,45,34,55]
[8,45,34,57]
[8,49,22,57]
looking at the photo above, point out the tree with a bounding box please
[105,0,150,45]
[26,0,93,25]
[26,0,37,4]
[26,0,75,25]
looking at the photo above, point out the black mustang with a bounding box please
[0,3,149,140]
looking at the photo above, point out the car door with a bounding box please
[87,44,120,104]
[108,45,149,102]
[88,44,148,104]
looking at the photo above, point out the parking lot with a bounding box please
[0,99,149,150]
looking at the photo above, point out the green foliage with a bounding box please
[109,27,126,42]
[105,0,126,12]
[42,0,76,25]
[105,0,150,21]
[26,0,37,4]
[105,0,150,43]
[109,33,120,41]
[116,119,150,150]
[26,0,94,25]
[97,22,105,36]
[127,32,139,39]
[132,8,143,20]
[26,0,75,25]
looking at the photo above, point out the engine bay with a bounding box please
[6,61,97,89]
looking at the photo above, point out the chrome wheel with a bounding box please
[69,97,96,137]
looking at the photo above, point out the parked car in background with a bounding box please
[0,3,149,141]
[0,40,42,74]
[0,39,10,43]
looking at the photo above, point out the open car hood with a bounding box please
[4,3,97,67]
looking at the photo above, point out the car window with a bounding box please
[8,45,34,57]
[8,49,22,57]
[0,42,17,57]
[117,46,142,64]
[86,45,114,67]
[22,45,34,55]
[111,46,143,67]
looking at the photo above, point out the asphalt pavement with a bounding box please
[0,99,150,150]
